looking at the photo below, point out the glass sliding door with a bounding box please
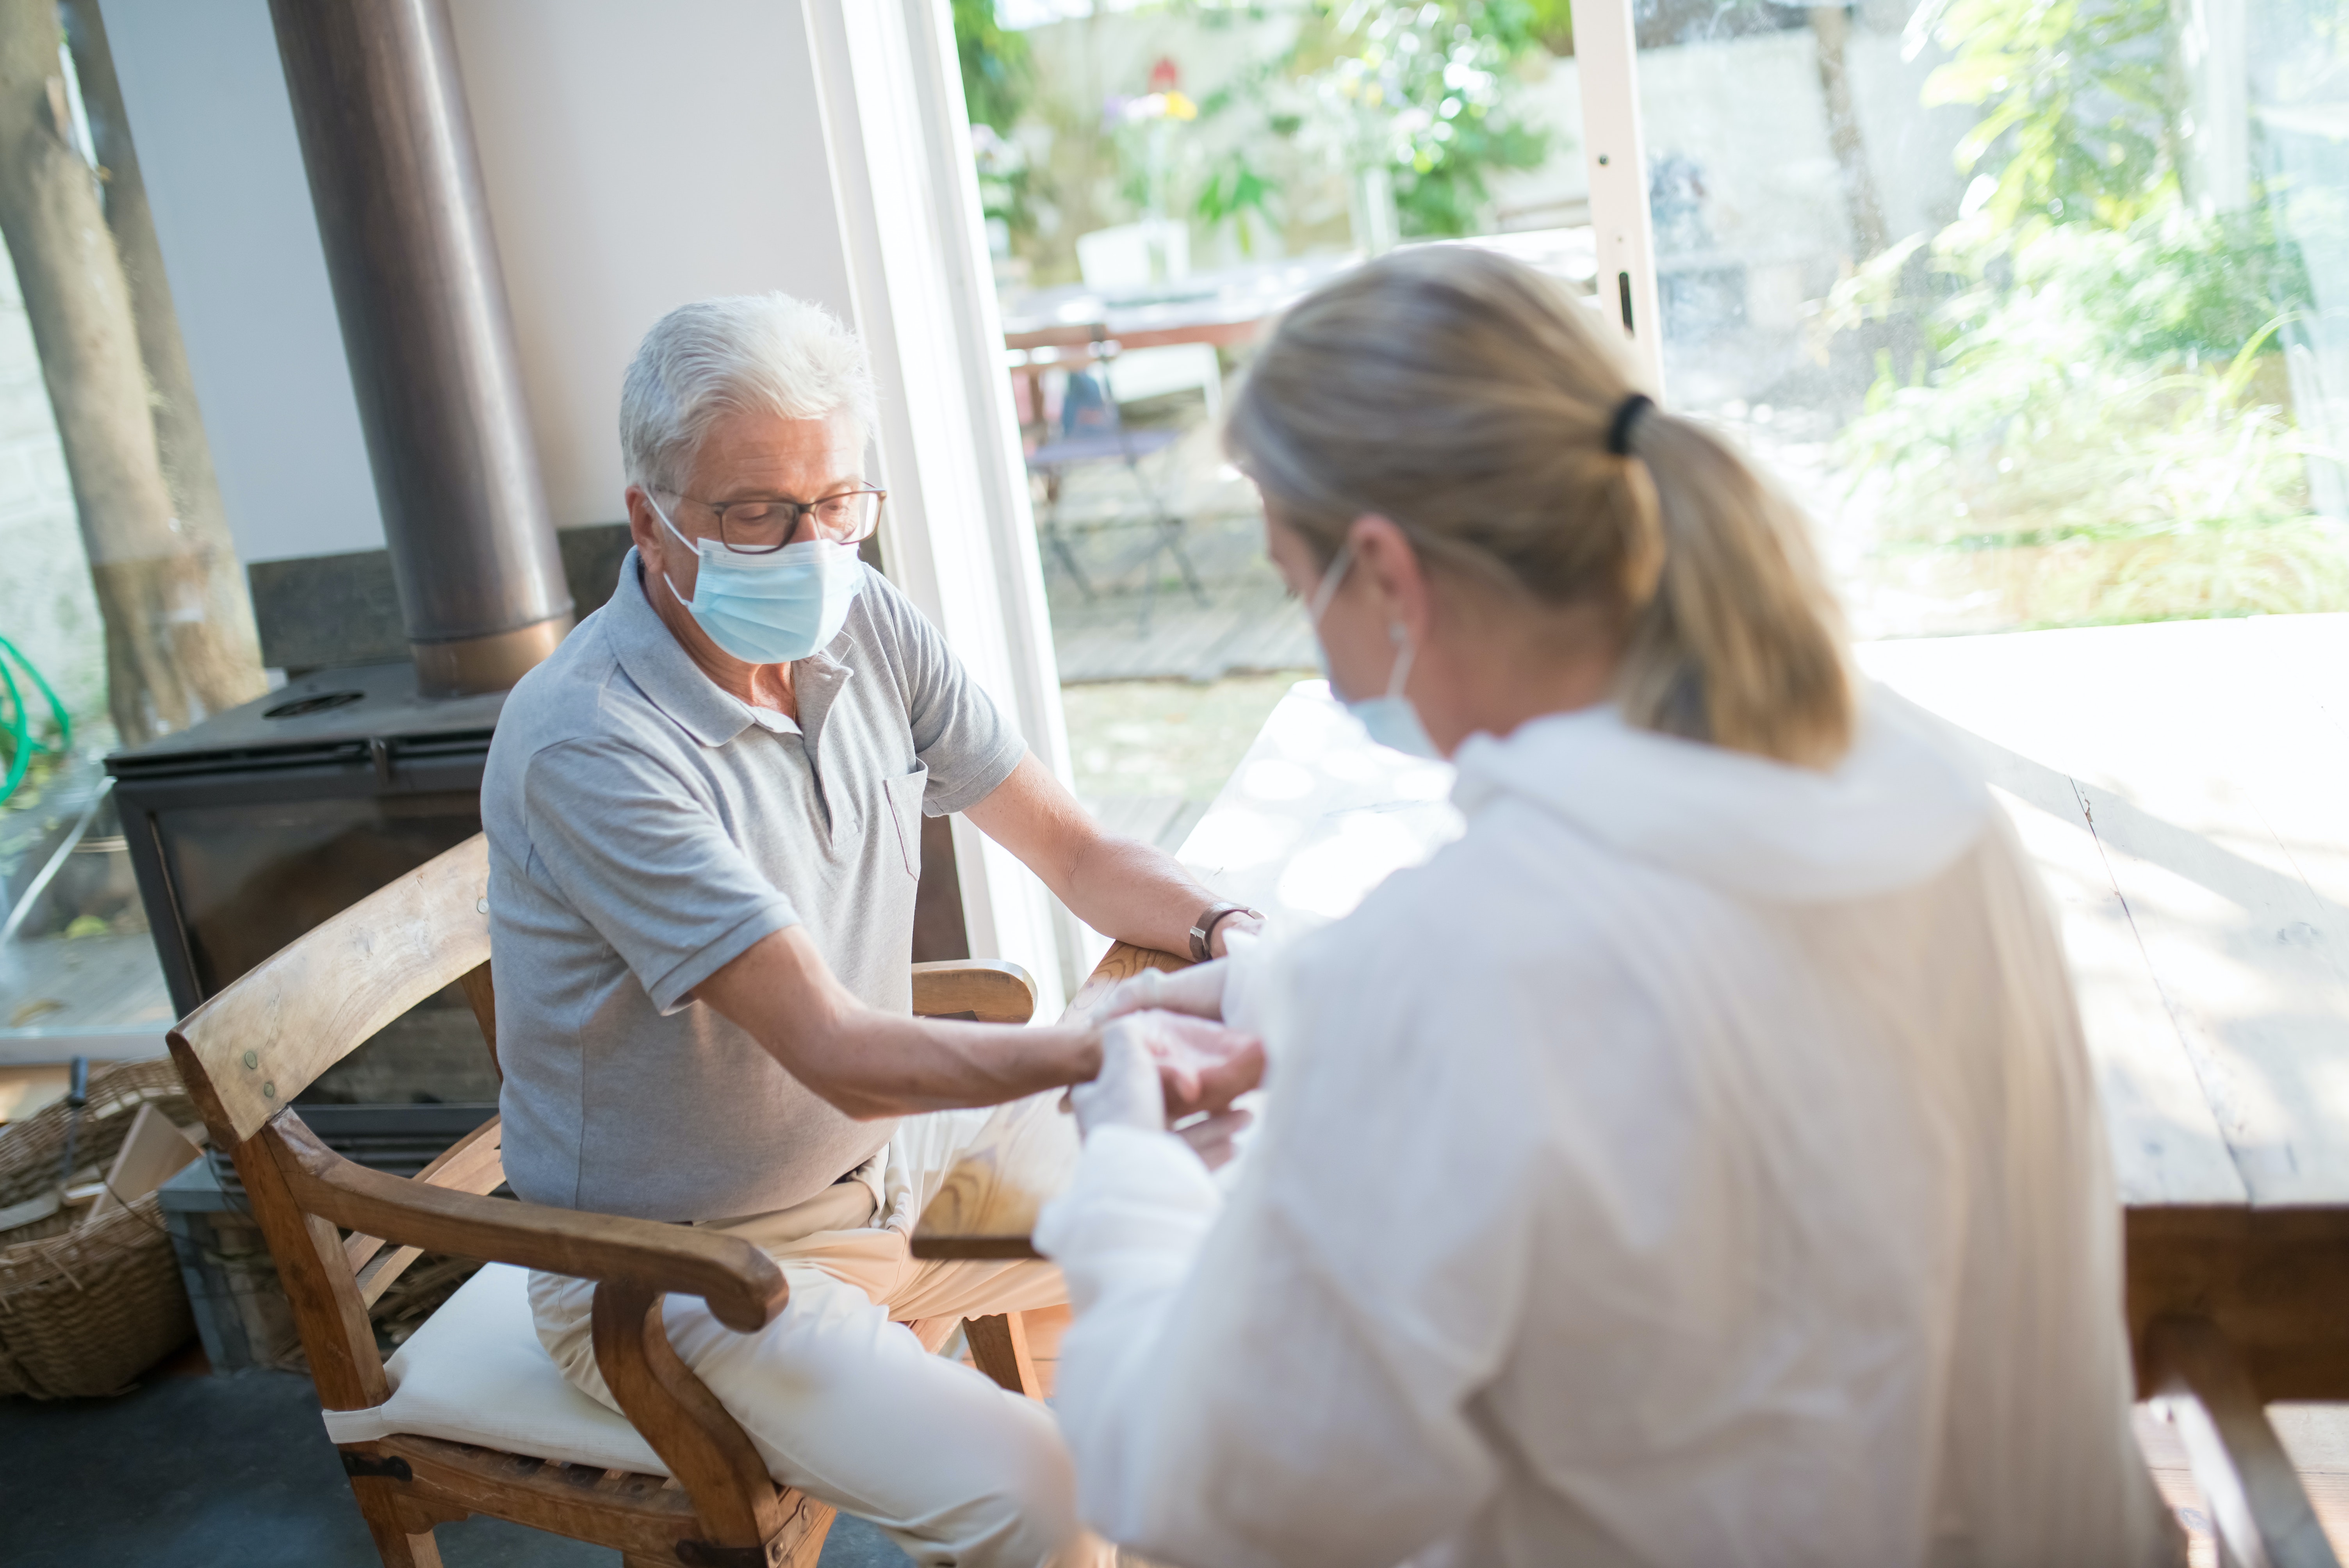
[1611,0,2349,638]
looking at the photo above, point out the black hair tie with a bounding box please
[1606,392,1654,456]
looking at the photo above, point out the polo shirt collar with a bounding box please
[608,548,855,748]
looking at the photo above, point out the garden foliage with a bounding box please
[1824,0,2348,625]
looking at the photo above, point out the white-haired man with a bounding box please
[479,294,1262,1567]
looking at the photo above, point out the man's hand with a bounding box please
[1148,1009,1265,1120]
[1069,1010,1264,1142]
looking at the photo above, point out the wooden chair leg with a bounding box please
[354,1490,444,1568]
[2148,1314,2342,1568]
[965,1311,1039,1398]
[905,1314,961,1354]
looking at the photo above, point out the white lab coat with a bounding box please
[1035,693,2177,1568]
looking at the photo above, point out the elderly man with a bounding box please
[479,293,1262,1568]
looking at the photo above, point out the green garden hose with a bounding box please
[0,634,71,805]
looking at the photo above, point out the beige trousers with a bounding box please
[529,1096,1110,1568]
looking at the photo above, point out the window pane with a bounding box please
[1621,0,2349,636]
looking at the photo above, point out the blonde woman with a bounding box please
[1033,248,2177,1568]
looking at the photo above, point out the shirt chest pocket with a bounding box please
[882,764,929,878]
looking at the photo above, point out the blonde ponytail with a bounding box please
[1226,245,1853,769]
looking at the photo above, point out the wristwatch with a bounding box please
[1188,902,1262,963]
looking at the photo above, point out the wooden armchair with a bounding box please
[167,833,1044,1568]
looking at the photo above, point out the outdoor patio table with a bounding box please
[997,252,1358,358]
[994,228,1599,360]
[916,619,2349,1429]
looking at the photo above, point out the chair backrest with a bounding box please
[173,834,492,1147]
[1002,323,1136,442]
[1077,219,1189,290]
[168,834,497,1410]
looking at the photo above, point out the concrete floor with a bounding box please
[0,1360,913,1568]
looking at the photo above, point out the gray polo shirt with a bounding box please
[481,549,1025,1222]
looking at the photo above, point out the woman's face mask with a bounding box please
[647,489,864,665]
[1306,542,1439,759]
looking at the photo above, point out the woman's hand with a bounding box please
[1210,913,1264,957]
[1099,959,1233,1024]
[1070,1010,1263,1163]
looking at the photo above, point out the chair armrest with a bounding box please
[267,1114,786,1334]
[912,959,1036,1025]
[594,1281,788,1549]
[1060,941,1190,1024]
[344,1114,509,1306]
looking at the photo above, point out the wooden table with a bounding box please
[1862,618,2349,1564]
[918,620,2349,1559]
[1855,618,2349,1406]
[996,228,1600,358]
[998,254,1356,359]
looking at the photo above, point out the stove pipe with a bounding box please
[269,0,572,696]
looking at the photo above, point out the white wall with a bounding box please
[100,0,381,565]
[104,0,863,559]
[446,0,861,530]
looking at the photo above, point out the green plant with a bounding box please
[1106,84,1201,221]
[1297,0,1552,237]
[953,0,1034,133]
[1195,146,1281,254]
[0,634,70,806]
[1806,0,2349,628]
[971,123,1038,254]
[1835,217,2344,624]
[1910,0,2177,233]
[952,0,1042,258]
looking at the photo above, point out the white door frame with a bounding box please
[801,0,1082,1016]
[1574,0,1666,395]
[797,0,1672,1015]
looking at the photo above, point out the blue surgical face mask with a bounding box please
[647,489,864,665]
[1305,543,1441,759]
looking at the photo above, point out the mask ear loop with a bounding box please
[1312,542,1416,703]
[1305,542,1354,630]
[643,486,702,611]
[1385,620,1417,704]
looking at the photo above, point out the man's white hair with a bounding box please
[619,293,878,493]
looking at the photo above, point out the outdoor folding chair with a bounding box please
[166,833,1046,1568]
[1007,323,1209,634]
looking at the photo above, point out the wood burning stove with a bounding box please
[109,659,503,1130]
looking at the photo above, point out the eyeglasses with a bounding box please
[673,485,888,552]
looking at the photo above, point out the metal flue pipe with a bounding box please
[269,0,571,695]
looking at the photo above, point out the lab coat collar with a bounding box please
[1449,685,1990,903]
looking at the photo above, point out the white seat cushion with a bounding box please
[319,1262,669,1476]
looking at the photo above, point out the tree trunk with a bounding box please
[0,0,263,747]
[63,0,262,674]
[1810,5,1890,260]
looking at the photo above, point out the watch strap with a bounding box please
[1188,902,1261,963]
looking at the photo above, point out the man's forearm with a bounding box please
[1062,830,1226,959]
[965,754,1254,957]
[787,1012,1103,1121]
[696,925,1103,1119]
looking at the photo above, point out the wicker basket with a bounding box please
[0,1059,201,1397]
